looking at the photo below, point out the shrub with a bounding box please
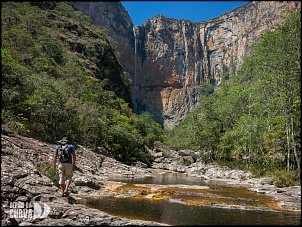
[36,163,60,187]
[272,170,301,187]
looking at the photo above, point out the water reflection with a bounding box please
[109,172,241,187]
[80,196,301,225]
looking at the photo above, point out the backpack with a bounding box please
[59,145,70,163]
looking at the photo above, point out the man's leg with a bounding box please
[60,184,65,195]
[58,164,66,196]
[64,180,71,195]
[64,164,73,196]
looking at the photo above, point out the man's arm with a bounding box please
[72,152,76,168]
[53,154,58,169]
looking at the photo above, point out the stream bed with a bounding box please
[77,173,301,225]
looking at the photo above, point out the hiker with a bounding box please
[53,137,76,197]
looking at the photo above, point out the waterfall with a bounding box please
[133,27,137,89]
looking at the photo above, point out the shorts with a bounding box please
[58,163,73,184]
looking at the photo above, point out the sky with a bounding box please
[121,1,249,26]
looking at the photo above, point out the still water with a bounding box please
[79,173,301,225]
[80,196,300,225]
[109,172,238,186]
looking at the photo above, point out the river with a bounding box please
[77,173,301,225]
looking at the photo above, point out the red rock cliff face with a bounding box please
[69,1,300,129]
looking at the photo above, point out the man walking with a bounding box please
[53,137,76,197]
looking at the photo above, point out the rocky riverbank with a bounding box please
[1,133,300,226]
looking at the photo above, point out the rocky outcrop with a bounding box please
[148,141,253,181]
[1,133,301,226]
[68,1,301,129]
[134,1,301,128]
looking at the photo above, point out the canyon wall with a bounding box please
[69,1,300,129]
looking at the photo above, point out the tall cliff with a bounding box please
[69,1,300,129]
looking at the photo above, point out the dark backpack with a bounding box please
[59,145,70,162]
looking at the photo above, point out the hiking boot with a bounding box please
[63,190,69,197]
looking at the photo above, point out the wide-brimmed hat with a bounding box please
[58,137,68,145]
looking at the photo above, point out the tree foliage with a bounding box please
[1,2,165,165]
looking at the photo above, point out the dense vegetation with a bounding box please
[165,8,301,186]
[2,2,165,165]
